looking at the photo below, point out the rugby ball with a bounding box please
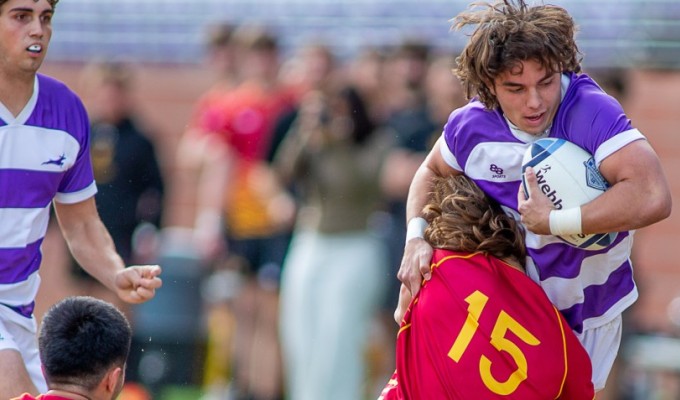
[521,138,617,250]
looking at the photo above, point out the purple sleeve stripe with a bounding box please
[580,263,636,321]
[528,245,586,280]
[559,263,636,333]
[0,169,64,208]
[0,240,43,284]
[0,302,35,319]
[530,232,630,281]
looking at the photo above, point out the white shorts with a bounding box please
[576,314,623,392]
[0,307,47,393]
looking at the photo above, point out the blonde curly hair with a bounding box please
[452,0,582,109]
[423,175,526,267]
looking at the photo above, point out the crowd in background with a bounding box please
[174,22,468,400]
[38,21,648,400]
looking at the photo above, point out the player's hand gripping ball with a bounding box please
[522,138,617,250]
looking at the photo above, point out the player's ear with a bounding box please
[483,78,496,96]
[488,83,497,96]
[104,366,123,393]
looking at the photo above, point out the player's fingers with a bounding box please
[408,274,421,297]
[523,166,537,199]
[393,307,403,325]
[133,285,156,301]
[144,265,162,278]
[138,276,163,290]
[397,267,420,297]
[518,177,528,203]
[418,257,431,282]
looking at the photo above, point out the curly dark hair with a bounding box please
[423,175,526,266]
[452,0,582,109]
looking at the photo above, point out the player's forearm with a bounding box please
[581,176,671,234]
[65,219,125,291]
[405,164,437,223]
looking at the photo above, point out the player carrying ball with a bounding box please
[397,0,671,392]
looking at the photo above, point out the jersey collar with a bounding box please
[0,76,39,126]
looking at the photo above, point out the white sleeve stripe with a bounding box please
[439,136,463,172]
[594,128,645,166]
[538,235,633,310]
[0,207,50,248]
[54,181,97,204]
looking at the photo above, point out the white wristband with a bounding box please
[405,217,428,243]
[549,207,582,236]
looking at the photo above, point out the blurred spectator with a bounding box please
[275,83,392,400]
[424,53,467,129]
[374,49,468,393]
[77,59,166,392]
[380,50,467,295]
[174,23,241,398]
[183,24,297,400]
[78,60,165,267]
[346,46,388,123]
[272,42,338,165]
[379,40,435,296]
[586,68,629,103]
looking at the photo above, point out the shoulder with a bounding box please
[38,74,81,100]
[556,72,633,152]
[443,101,506,143]
[37,74,87,113]
[446,101,501,129]
[560,72,628,126]
[563,73,622,109]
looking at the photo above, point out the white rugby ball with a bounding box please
[521,138,617,251]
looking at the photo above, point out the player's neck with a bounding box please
[502,257,525,273]
[0,69,35,117]
[44,388,93,400]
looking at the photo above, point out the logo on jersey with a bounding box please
[42,154,67,167]
[489,164,506,179]
[584,157,609,191]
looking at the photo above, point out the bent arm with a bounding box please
[582,139,671,234]
[54,198,162,304]
[518,139,672,235]
[397,138,460,296]
[192,135,236,260]
[405,138,461,223]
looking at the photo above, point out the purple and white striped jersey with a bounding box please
[440,72,644,333]
[0,74,96,322]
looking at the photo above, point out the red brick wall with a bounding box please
[624,70,680,334]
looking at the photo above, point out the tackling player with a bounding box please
[381,175,594,399]
[11,296,132,400]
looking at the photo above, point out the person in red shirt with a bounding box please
[12,296,132,400]
[380,175,594,399]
